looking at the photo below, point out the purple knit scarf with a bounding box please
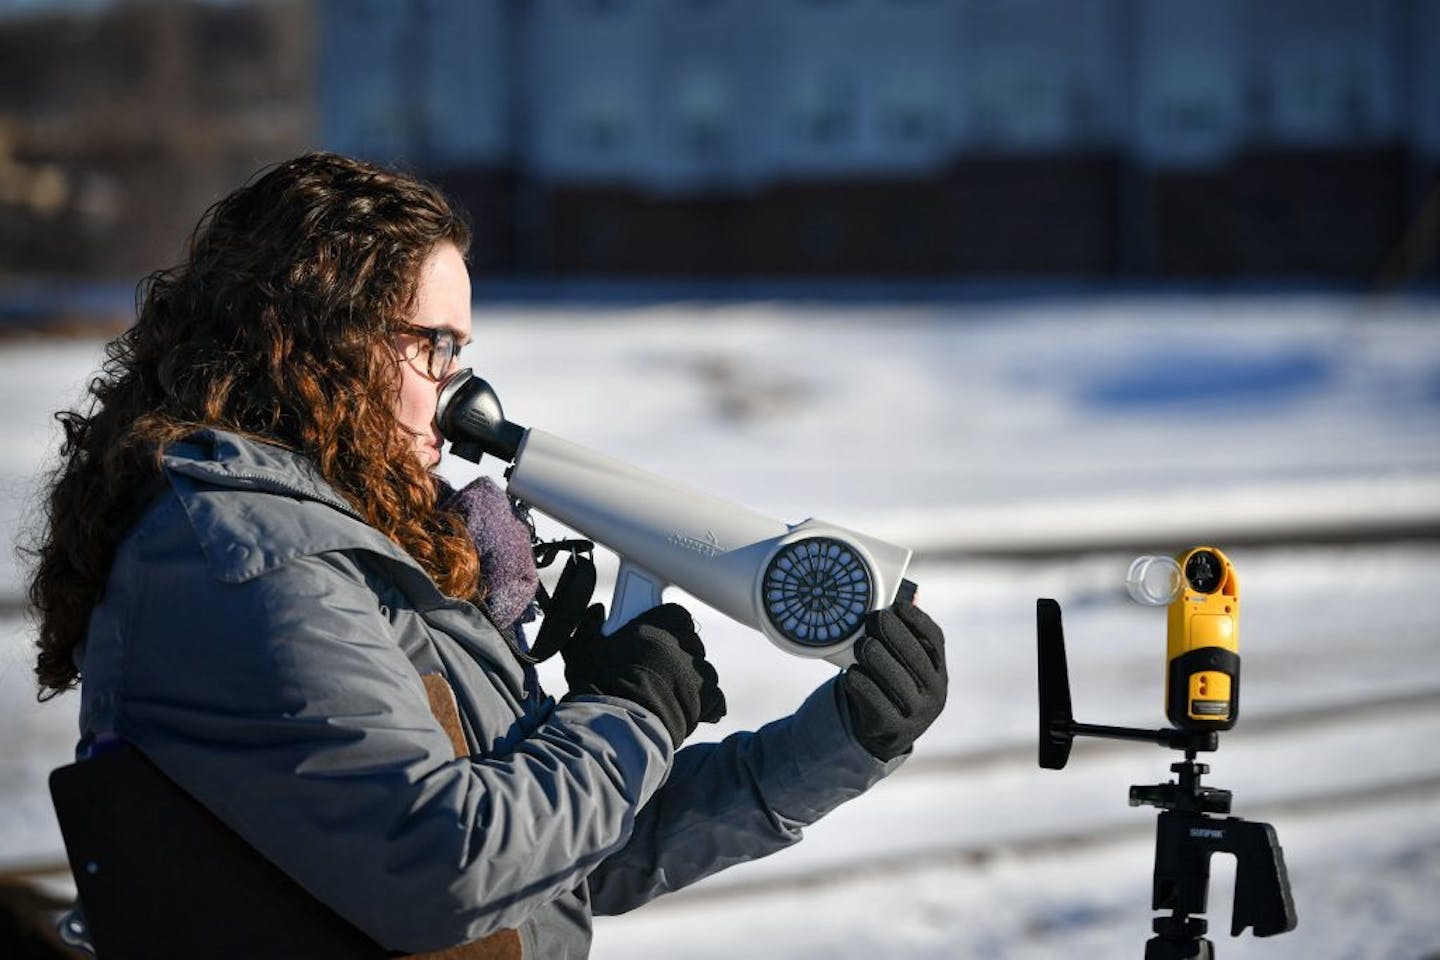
[437,477,539,631]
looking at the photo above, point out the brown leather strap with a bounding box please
[408,930,523,960]
[410,674,522,960]
[421,673,471,759]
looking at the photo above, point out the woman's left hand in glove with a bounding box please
[841,600,948,761]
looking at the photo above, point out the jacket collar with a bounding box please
[157,428,434,589]
[159,429,362,520]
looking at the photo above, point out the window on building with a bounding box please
[1160,97,1222,136]
[971,58,1064,146]
[793,72,858,146]
[674,71,731,157]
[1273,58,1374,141]
[575,109,631,152]
[882,74,943,144]
[885,107,939,143]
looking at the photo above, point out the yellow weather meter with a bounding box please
[1165,546,1239,731]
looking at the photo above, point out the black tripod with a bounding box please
[1037,599,1296,958]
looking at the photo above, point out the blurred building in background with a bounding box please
[323,0,1439,281]
[0,0,313,281]
[1,0,1437,285]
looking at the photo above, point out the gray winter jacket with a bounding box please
[75,429,903,957]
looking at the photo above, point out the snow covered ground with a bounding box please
[2,292,1438,958]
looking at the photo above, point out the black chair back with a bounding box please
[49,745,388,960]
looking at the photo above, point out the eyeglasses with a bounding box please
[396,323,463,380]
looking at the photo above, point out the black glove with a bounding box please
[561,602,727,749]
[842,600,948,761]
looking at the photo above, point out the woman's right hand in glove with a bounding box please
[560,603,727,750]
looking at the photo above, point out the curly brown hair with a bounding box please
[28,152,481,696]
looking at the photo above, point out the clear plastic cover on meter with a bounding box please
[1125,555,1183,606]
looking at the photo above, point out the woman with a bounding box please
[28,153,947,957]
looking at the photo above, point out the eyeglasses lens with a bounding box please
[429,330,457,379]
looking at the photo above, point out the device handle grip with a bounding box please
[603,560,668,636]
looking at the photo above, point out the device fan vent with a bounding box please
[762,537,872,646]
